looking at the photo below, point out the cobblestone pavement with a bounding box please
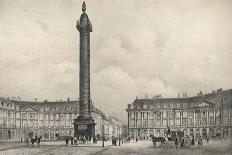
[0,141,25,151]
[0,145,105,155]
[1,140,232,155]
[93,140,232,155]
[0,140,111,155]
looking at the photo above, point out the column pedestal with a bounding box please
[73,116,95,138]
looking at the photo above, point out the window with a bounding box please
[169,119,174,126]
[46,114,49,120]
[137,112,141,119]
[182,119,187,126]
[149,113,153,119]
[163,120,167,126]
[162,112,167,118]
[56,114,59,120]
[203,111,206,116]
[176,119,180,126]
[143,104,147,109]
[183,112,187,118]
[28,113,33,119]
[176,111,180,118]
[50,114,53,120]
[131,112,134,119]
[144,113,147,119]
[40,114,43,120]
[144,121,147,126]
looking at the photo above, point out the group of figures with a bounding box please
[25,136,42,147]
[111,136,118,146]
[152,127,203,149]
[65,136,98,145]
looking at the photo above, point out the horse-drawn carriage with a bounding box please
[152,129,191,148]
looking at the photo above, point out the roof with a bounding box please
[130,88,232,109]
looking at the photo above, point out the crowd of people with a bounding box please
[65,136,98,145]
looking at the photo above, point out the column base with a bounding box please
[73,116,95,138]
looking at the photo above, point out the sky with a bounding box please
[0,0,232,123]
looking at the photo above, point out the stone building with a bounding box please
[126,89,232,139]
[0,99,122,141]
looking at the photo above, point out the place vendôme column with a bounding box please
[73,2,95,138]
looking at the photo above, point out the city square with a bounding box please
[1,0,232,155]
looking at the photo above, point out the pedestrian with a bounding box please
[37,137,41,147]
[26,138,29,146]
[198,136,203,149]
[66,137,69,146]
[71,137,74,145]
[191,136,195,149]
[74,136,77,145]
[181,138,184,148]
[136,137,138,143]
[112,136,114,146]
[31,138,35,147]
[175,137,178,149]
[206,137,209,143]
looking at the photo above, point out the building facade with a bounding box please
[126,89,232,139]
[0,99,122,141]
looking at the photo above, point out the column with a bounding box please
[180,111,182,128]
[193,110,196,127]
[147,112,149,128]
[161,111,163,128]
[214,109,216,125]
[141,112,143,127]
[26,112,28,128]
[37,113,39,129]
[206,108,209,127]
[229,108,230,126]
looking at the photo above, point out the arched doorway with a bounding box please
[149,129,154,137]
[202,128,207,138]
[8,130,11,140]
[216,128,221,138]
[223,128,228,138]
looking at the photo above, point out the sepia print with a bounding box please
[0,0,232,155]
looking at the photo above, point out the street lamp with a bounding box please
[119,127,121,146]
[102,124,105,147]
